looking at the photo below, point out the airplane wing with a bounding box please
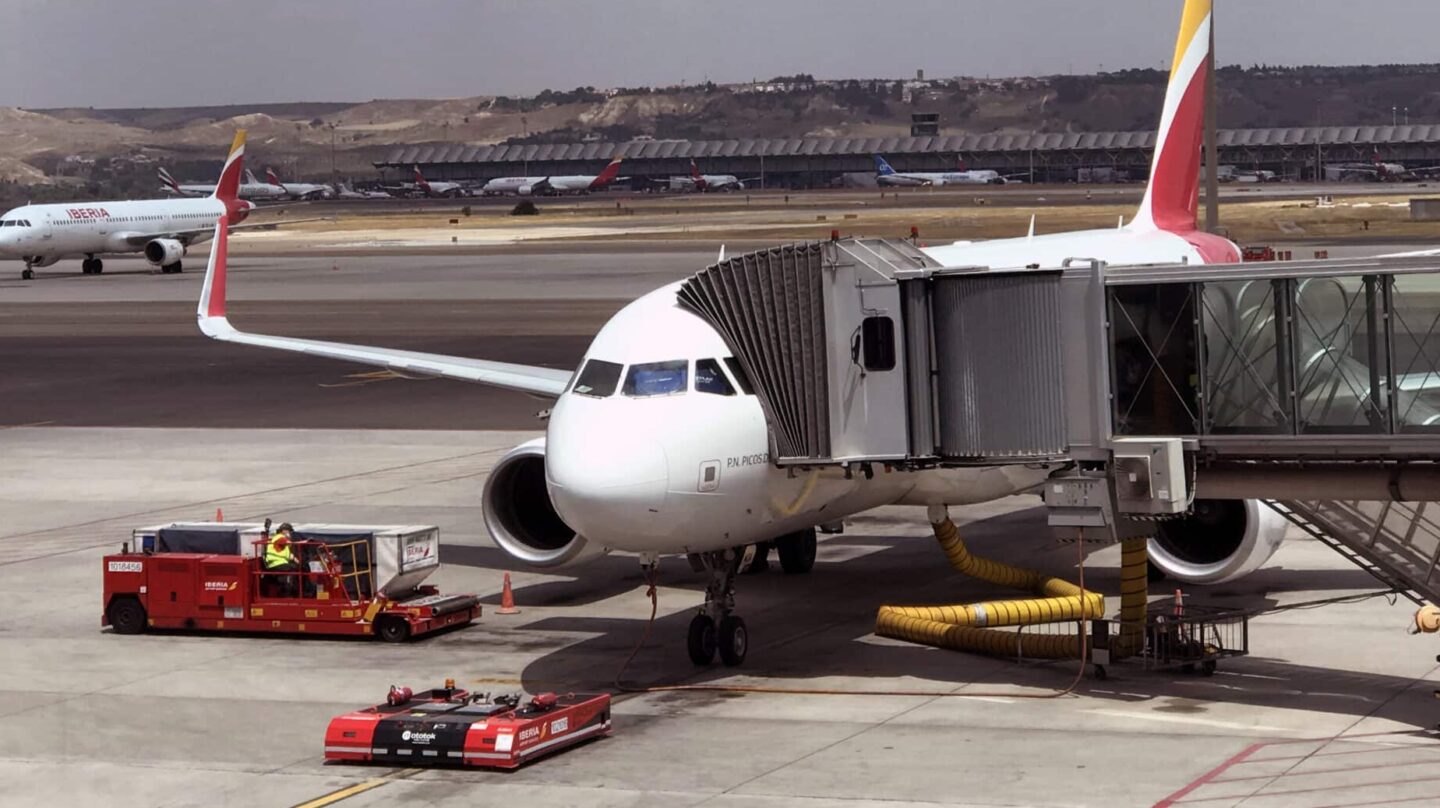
[124,217,330,247]
[195,217,573,397]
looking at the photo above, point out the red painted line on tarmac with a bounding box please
[1211,756,1437,783]
[1152,742,1265,807]
[1172,772,1440,803]
[1154,731,1440,807]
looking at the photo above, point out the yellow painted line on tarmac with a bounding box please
[291,768,422,808]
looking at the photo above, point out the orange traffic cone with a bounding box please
[496,572,520,615]
[215,507,224,522]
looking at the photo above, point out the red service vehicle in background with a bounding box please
[102,522,480,641]
[325,682,612,769]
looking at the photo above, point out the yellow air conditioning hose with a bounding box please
[876,507,1148,660]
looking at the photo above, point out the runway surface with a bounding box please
[0,251,712,429]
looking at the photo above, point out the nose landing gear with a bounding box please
[687,549,749,666]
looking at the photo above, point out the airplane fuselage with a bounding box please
[878,170,1004,187]
[483,175,608,195]
[542,281,1053,555]
[0,197,246,263]
[164,182,287,201]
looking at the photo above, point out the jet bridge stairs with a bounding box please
[677,239,1440,607]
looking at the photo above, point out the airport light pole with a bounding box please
[328,123,337,187]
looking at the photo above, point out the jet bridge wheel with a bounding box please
[776,528,817,574]
[687,613,718,665]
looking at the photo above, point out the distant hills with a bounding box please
[4,63,1438,199]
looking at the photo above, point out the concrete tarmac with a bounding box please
[2,427,1437,807]
[0,251,714,430]
[4,245,1440,806]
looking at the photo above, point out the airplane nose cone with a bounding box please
[546,428,668,546]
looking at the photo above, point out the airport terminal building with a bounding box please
[377,124,1440,188]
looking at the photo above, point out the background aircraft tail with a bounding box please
[690,159,702,180]
[1131,0,1211,233]
[265,167,286,188]
[158,167,181,193]
[873,155,896,176]
[590,157,623,188]
[412,165,432,193]
[210,130,246,202]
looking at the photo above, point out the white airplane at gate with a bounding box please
[482,157,624,196]
[159,167,288,201]
[265,168,333,201]
[0,132,272,279]
[196,0,1290,666]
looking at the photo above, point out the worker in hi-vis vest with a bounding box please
[264,522,301,596]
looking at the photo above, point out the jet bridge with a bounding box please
[678,240,1440,606]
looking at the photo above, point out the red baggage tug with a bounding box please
[102,522,480,641]
[325,683,613,769]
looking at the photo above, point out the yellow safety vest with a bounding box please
[264,535,297,568]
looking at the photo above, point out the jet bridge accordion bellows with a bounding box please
[678,243,832,460]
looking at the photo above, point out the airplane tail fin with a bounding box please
[957,157,968,172]
[690,159,702,180]
[873,155,895,176]
[265,167,286,188]
[210,130,246,202]
[1131,0,1210,233]
[158,167,181,193]
[412,165,432,193]
[590,157,623,189]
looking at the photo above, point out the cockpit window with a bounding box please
[571,359,623,397]
[623,360,688,397]
[694,358,735,396]
[723,357,754,395]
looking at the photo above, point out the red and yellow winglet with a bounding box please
[1132,0,1211,233]
[197,215,230,324]
[212,130,247,203]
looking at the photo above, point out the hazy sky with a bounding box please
[3,0,1438,109]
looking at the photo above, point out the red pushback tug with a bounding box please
[325,683,612,769]
[102,522,480,641]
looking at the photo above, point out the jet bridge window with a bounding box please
[694,358,735,396]
[623,360,688,397]
[571,359,623,397]
[859,316,897,371]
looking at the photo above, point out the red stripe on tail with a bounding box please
[207,216,229,318]
[1145,56,1208,233]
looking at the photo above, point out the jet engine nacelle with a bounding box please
[143,238,186,267]
[482,437,605,568]
[517,185,537,196]
[1148,499,1287,584]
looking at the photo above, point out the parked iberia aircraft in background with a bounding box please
[195,0,1292,667]
[482,157,624,195]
